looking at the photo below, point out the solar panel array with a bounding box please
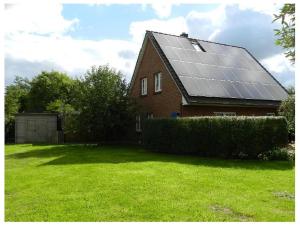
[153,32,288,101]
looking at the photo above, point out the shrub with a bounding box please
[142,116,288,159]
[258,147,294,161]
[279,93,295,142]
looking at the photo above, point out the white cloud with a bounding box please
[261,53,295,87]
[208,29,221,41]
[140,2,176,18]
[129,17,188,44]
[262,53,294,73]
[5,3,188,83]
[4,3,78,35]
[5,32,140,81]
[185,4,228,41]
[237,2,282,16]
[187,4,227,28]
[5,3,140,82]
[150,3,174,18]
[4,2,294,88]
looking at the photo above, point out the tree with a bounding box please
[74,65,137,142]
[286,86,295,95]
[279,91,295,141]
[273,4,295,63]
[46,99,77,135]
[5,76,30,124]
[5,76,31,142]
[26,71,75,112]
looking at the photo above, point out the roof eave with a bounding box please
[128,32,150,94]
[148,31,191,102]
[186,96,281,108]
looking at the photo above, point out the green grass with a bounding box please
[5,144,295,221]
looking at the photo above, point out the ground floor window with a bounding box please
[147,113,154,119]
[266,113,275,116]
[136,115,141,132]
[214,112,236,116]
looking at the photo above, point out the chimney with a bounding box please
[180,32,188,38]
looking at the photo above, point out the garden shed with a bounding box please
[15,113,62,144]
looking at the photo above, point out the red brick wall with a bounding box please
[182,105,277,117]
[130,38,182,117]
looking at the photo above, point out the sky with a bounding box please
[4,2,295,87]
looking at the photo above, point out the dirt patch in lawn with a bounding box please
[210,204,253,221]
[273,191,294,200]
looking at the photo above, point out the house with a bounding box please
[129,31,288,128]
[15,113,63,143]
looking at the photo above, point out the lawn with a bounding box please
[5,144,295,222]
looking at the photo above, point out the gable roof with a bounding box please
[130,31,288,107]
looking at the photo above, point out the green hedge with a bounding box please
[142,116,288,159]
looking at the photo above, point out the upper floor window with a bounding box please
[214,112,236,116]
[154,72,162,93]
[141,77,147,96]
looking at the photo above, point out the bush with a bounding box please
[258,147,294,161]
[142,116,288,159]
[279,93,295,142]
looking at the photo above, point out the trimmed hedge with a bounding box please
[142,116,288,159]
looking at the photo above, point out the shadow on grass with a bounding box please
[6,144,294,170]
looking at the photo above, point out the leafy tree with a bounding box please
[286,86,295,95]
[5,67,138,143]
[5,76,31,142]
[46,99,78,135]
[273,4,295,63]
[279,90,295,140]
[74,65,137,142]
[46,99,75,115]
[5,76,30,124]
[26,71,75,112]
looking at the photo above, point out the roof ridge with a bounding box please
[147,30,246,50]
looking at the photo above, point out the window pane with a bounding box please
[141,78,147,95]
[158,73,161,91]
[155,73,161,92]
[192,43,201,51]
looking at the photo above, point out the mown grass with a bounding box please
[5,144,295,221]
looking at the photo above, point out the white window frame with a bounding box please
[214,112,236,116]
[141,78,147,96]
[154,72,162,92]
[136,115,141,132]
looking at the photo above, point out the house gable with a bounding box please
[129,35,183,117]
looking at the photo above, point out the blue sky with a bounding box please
[4,3,294,87]
[62,4,218,41]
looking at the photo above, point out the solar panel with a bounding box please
[152,32,288,101]
[221,81,243,98]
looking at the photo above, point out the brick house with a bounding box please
[129,31,288,130]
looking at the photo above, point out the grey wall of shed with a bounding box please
[15,115,59,144]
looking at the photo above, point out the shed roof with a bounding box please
[15,113,58,117]
[146,31,288,106]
